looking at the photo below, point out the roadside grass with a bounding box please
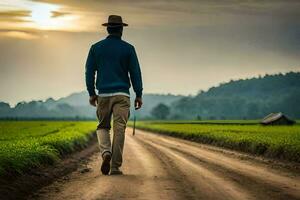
[0,121,97,176]
[128,121,300,162]
[143,120,260,125]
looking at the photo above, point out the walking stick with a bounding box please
[132,112,136,136]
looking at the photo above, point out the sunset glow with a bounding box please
[30,3,58,29]
[0,0,81,32]
[0,0,299,105]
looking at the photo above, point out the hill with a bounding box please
[0,72,299,120]
[170,72,300,119]
[0,92,183,119]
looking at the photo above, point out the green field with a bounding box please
[0,121,97,176]
[1,120,299,177]
[129,121,300,162]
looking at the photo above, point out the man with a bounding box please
[85,15,143,175]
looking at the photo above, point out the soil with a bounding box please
[1,128,300,200]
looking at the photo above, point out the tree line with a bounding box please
[150,72,300,120]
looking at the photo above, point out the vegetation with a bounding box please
[170,72,300,120]
[129,121,300,162]
[151,103,170,119]
[0,121,97,176]
[2,72,299,120]
[141,120,260,125]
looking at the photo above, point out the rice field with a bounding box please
[1,120,299,177]
[0,121,97,176]
[129,121,300,162]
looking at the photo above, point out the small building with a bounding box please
[261,112,295,125]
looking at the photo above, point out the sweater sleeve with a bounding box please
[128,46,143,98]
[85,45,97,96]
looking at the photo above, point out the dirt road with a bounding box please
[31,128,300,200]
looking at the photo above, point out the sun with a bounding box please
[30,3,59,29]
[31,4,55,28]
[1,0,86,33]
[28,2,79,31]
[29,2,80,31]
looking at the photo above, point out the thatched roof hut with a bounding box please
[261,112,295,125]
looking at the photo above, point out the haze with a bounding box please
[0,0,299,105]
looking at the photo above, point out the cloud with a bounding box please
[0,10,30,22]
[28,0,300,29]
[0,30,40,39]
[33,0,300,15]
[1,0,300,34]
[0,0,299,54]
[51,11,70,18]
[0,10,30,17]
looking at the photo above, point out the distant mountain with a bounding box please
[0,99,87,119]
[1,72,299,120]
[57,92,90,107]
[171,72,300,120]
[0,91,183,119]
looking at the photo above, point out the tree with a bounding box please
[196,115,202,120]
[151,103,170,119]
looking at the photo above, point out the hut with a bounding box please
[261,112,295,125]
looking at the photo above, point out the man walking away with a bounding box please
[85,15,143,175]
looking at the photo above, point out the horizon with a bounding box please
[3,70,298,107]
[1,1,300,105]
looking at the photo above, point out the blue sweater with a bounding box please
[85,35,143,97]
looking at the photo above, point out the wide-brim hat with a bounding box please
[102,15,128,27]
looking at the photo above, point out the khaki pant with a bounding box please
[96,95,130,169]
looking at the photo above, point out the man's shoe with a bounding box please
[110,168,123,175]
[101,152,111,175]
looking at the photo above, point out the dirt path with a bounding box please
[31,128,300,200]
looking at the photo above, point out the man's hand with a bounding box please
[134,97,143,110]
[89,95,98,107]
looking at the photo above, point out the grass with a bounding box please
[142,120,260,125]
[129,120,300,162]
[0,121,97,176]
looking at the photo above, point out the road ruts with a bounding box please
[31,128,300,200]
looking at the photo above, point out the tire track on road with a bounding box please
[31,128,300,200]
[135,136,253,200]
[125,134,194,200]
[134,129,300,200]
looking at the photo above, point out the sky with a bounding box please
[0,0,300,105]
